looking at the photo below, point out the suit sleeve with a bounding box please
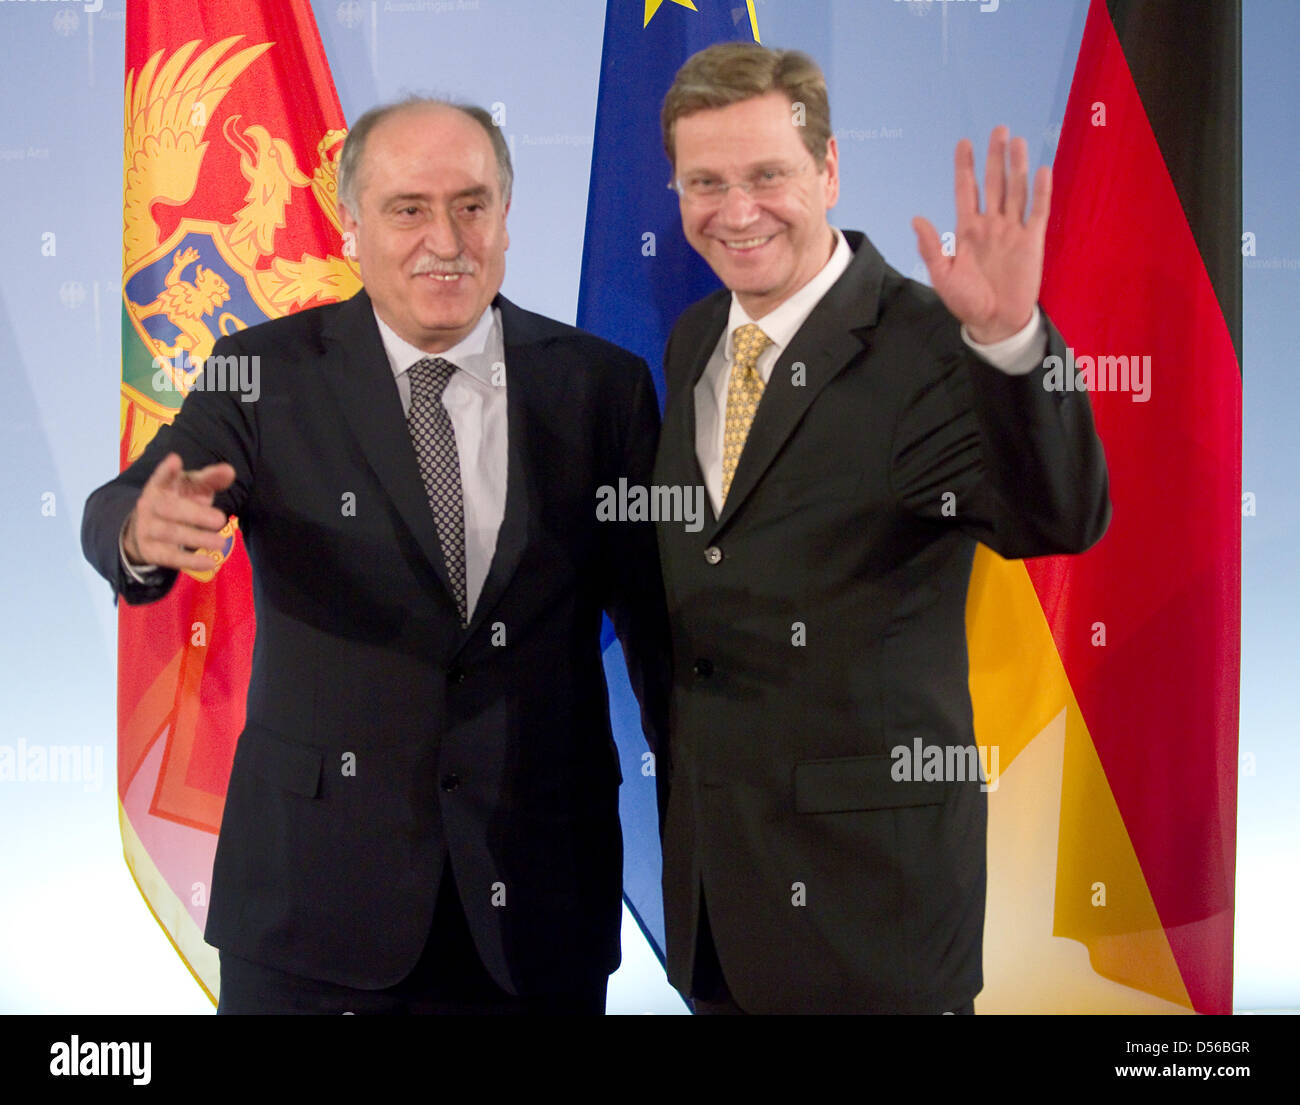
[890,308,1111,559]
[600,358,673,804]
[81,332,260,603]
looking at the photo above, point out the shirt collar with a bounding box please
[724,227,853,359]
[374,305,502,387]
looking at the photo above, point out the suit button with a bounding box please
[440,773,460,792]
[704,546,723,565]
[692,658,713,678]
[448,665,466,684]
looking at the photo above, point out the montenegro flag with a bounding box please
[973,0,1240,1013]
[117,0,356,1001]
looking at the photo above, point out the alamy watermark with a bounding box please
[1,0,103,11]
[49,1037,150,1086]
[152,352,260,403]
[895,0,1000,13]
[595,478,705,533]
[891,739,1000,792]
[1043,346,1151,403]
[0,739,103,792]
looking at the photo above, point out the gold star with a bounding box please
[644,0,698,28]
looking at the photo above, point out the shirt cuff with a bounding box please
[120,519,163,584]
[961,307,1047,375]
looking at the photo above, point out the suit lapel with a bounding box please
[711,232,887,536]
[460,296,537,640]
[660,295,728,514]
[320,293,549,642]
[320,291,459,606]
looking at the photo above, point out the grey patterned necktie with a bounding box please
[406,356,468,626]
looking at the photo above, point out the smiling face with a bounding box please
[672,91,839,319]
[339,104,509,353]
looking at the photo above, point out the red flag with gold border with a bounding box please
[118,0,357,1000]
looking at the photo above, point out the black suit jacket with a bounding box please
[83,290,670,995]
[653,231,1110,1013]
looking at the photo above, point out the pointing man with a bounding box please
[84,98,669,1014]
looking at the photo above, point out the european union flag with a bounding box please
[579,1,760,963]
[579,0,761,399]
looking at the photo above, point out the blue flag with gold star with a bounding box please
[579,0,760,963]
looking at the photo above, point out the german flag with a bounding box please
[971,0,1240,1013]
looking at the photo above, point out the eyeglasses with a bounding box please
[669,162,813,205]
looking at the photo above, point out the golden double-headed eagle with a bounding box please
[121,36,360,579]
[124,35,359,374]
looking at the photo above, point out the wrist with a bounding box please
[121,515,144,566]
[965,309,1036,348]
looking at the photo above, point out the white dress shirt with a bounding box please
[694,227,1047,516]
[124,305,509,622]
[375,306,507,618]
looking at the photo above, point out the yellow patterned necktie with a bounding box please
[721,323,773,503]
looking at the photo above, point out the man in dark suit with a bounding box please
[653,43,1110,1013]
[82,98,669,1013]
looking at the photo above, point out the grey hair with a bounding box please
[337,96,513,214]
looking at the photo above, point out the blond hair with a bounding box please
[661,42,831,168]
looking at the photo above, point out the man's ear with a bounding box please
[822,135,840,209]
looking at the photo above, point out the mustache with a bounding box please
[412,256,476,276]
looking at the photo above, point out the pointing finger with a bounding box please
[145,452,185,493]
[182,462,237,498]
